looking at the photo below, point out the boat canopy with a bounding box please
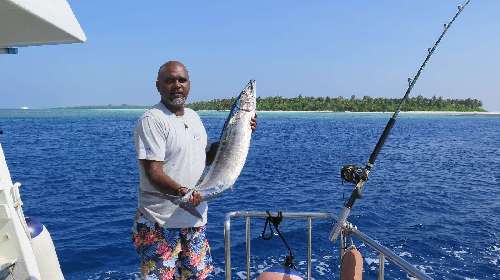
[0,0,86,48]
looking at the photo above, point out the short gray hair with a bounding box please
[157,61,189,80]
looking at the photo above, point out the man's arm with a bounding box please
[141,159,183,195]
[141,159,202,205]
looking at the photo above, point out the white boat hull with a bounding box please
[0,0,86,48]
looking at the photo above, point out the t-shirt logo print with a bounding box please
[145,146,153,156]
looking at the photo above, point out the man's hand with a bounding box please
[189,191,202,206]
[250,113,257,132]
[178,187,202,206]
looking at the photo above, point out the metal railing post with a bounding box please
[307,217,312,280]
[378,253,385,280]
[246,216,251,280]
[224,213,232,280]
[339,229,345,280]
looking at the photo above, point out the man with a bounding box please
[132,61,256,280]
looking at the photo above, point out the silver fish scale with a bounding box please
[197,80,256,200]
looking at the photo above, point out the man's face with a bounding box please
[156,63,190,108]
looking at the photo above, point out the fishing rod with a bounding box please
[330,0,471,242]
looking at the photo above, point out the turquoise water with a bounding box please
[0,109,499,279]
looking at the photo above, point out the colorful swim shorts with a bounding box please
[132,214,213,280]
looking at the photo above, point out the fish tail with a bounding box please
[180,203,203,219]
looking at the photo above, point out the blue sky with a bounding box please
[1,0,499,111]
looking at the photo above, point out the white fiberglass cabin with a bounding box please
[0,0,86,279]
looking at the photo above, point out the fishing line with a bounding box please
[330,0,472,241]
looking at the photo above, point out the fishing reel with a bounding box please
[341,165,368,185]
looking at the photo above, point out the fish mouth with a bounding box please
[239,80,256,111]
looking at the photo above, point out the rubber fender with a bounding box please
[26,217,65,280]
[25,216,44,238]
[257,266,304,280]
[340,246,363,280]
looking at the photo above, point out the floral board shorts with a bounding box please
[132,213,214,280]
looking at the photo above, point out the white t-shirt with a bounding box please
[134,103,208,228]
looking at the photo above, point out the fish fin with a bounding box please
[180,203,203,219]
[141,190,201,218]
[142,190,181,203]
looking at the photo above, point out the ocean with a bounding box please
[0,109,498,279]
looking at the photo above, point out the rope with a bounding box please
[261,211,296,269]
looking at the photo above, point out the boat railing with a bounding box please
[224,211,432,280]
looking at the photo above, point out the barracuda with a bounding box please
[193,80,257,201]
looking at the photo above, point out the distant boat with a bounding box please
[20,106,29,110]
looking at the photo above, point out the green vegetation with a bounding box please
[56,96,485,112]
[188,95,485,112]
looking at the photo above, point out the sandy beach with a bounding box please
[197,110,500,115]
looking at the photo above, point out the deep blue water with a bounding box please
[0,109,499,280]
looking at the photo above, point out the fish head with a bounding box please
[238,80,256,112]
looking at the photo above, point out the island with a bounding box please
[187,95,485,112]
[54,95,485,112]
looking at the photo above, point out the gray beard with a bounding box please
[171,97,186,106]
